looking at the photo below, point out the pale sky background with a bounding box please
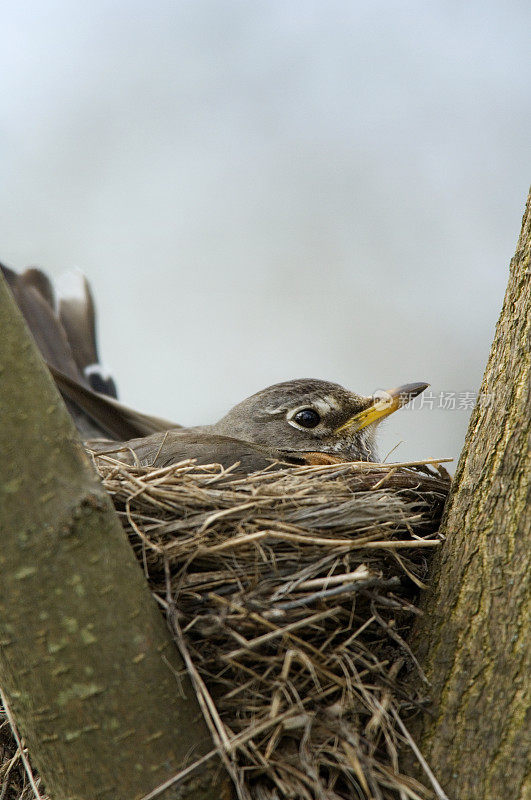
[1,1,529,464]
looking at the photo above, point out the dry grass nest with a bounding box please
[1,456,451,800]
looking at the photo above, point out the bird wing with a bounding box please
[88,431,277,471]
[87,429,346,474]
[50,366,181,441]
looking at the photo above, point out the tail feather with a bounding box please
[56,270,118,398]
[1,263,176,440]
[18,267,56,308]
[2,264,81,384]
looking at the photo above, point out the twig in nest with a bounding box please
[0,688,43,800]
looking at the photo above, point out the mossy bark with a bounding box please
[409,191,530,799]
[0,275,230,799]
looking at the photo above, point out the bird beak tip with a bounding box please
[335,380,430,434]
[391,382,430,404]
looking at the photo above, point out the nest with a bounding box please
[1,457,451,800]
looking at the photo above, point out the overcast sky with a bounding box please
[1,1,529,463]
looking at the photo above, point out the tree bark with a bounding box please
[409,191,530,799]
[0,275,229,799]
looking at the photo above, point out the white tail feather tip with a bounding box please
[84,362,113,381]
[56,268,88,303]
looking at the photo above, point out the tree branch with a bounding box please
[0,274,229,799]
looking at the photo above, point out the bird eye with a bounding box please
[292,408,321,428]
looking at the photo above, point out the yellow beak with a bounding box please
[335,382,429,434]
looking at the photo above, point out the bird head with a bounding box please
[212,378,428,462]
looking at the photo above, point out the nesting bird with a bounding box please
[2,264,427,472]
